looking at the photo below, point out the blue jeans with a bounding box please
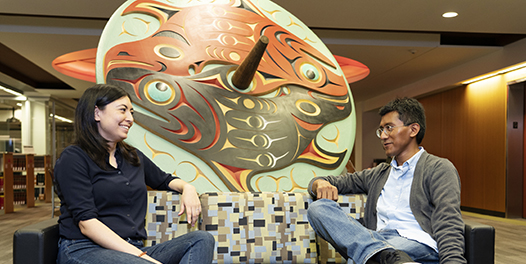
[308,199,438,264]
[57,231,215,264]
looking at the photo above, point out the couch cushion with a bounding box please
[145,191,199,246]
[316,194,367,264]
[200,192,317,264]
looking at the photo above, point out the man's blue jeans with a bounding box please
[57,230,215,264]
[307,199,439,264]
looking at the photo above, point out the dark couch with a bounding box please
[13,192,495,264]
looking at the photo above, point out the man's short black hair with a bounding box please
[379,97,426,144]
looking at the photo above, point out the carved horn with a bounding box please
[232,35,269,90]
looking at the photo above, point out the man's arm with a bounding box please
[427,159,466,264]
[308,165,390,232]
[308,165,383,200]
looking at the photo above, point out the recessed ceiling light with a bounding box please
[442,12,458,18]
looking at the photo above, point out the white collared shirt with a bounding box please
[376,147,438,252]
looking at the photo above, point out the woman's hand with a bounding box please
[169,179,202,227]
[179,184,201,227]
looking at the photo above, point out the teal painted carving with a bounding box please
[91,0,358,192]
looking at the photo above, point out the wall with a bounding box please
[419,82,506,214]
[419,67,526,214]
[31,101,48,155]
[20,100,49,155]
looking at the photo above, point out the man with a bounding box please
[307,97,465,264]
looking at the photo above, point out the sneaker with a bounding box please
[378,249,420,264]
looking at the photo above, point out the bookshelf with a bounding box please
[1,153,52,213]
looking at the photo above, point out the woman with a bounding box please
[54,84,215,264]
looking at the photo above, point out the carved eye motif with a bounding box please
[144,80,175,105]
[154,44,183,60]
[300,63,321,82]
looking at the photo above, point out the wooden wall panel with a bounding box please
[419,94,443,155]
[419,81,507,214]
[466,81,506,213]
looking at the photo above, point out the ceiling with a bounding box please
[1,0,525,111]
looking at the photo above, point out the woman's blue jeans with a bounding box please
[307,199,438,264]
[57,230,215,264]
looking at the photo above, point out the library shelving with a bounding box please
[0,153,52,213]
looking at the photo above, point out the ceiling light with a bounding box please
[462,73,499,85]
[462,62,526,85]
[442,12,458,18]
[50,114,73,123]
[0,84,27,100]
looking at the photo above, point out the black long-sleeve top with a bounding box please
[55,145,176,240]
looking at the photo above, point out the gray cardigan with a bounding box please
[308,151,466,264]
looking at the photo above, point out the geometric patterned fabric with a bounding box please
[200,192,317,264]
[145,191,199,246]
[144,191,367,264]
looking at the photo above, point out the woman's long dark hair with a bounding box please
[74,84,140,170]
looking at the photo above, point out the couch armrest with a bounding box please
[13,217,59,264]
[463,219,495,264]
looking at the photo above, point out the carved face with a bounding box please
[98,0,355,192]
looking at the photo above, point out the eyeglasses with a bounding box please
[376,125,406,138]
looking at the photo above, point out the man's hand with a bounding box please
[313,179,338,201]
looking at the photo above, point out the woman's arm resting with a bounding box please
[168,179,201,227]
[79,219,162,264]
